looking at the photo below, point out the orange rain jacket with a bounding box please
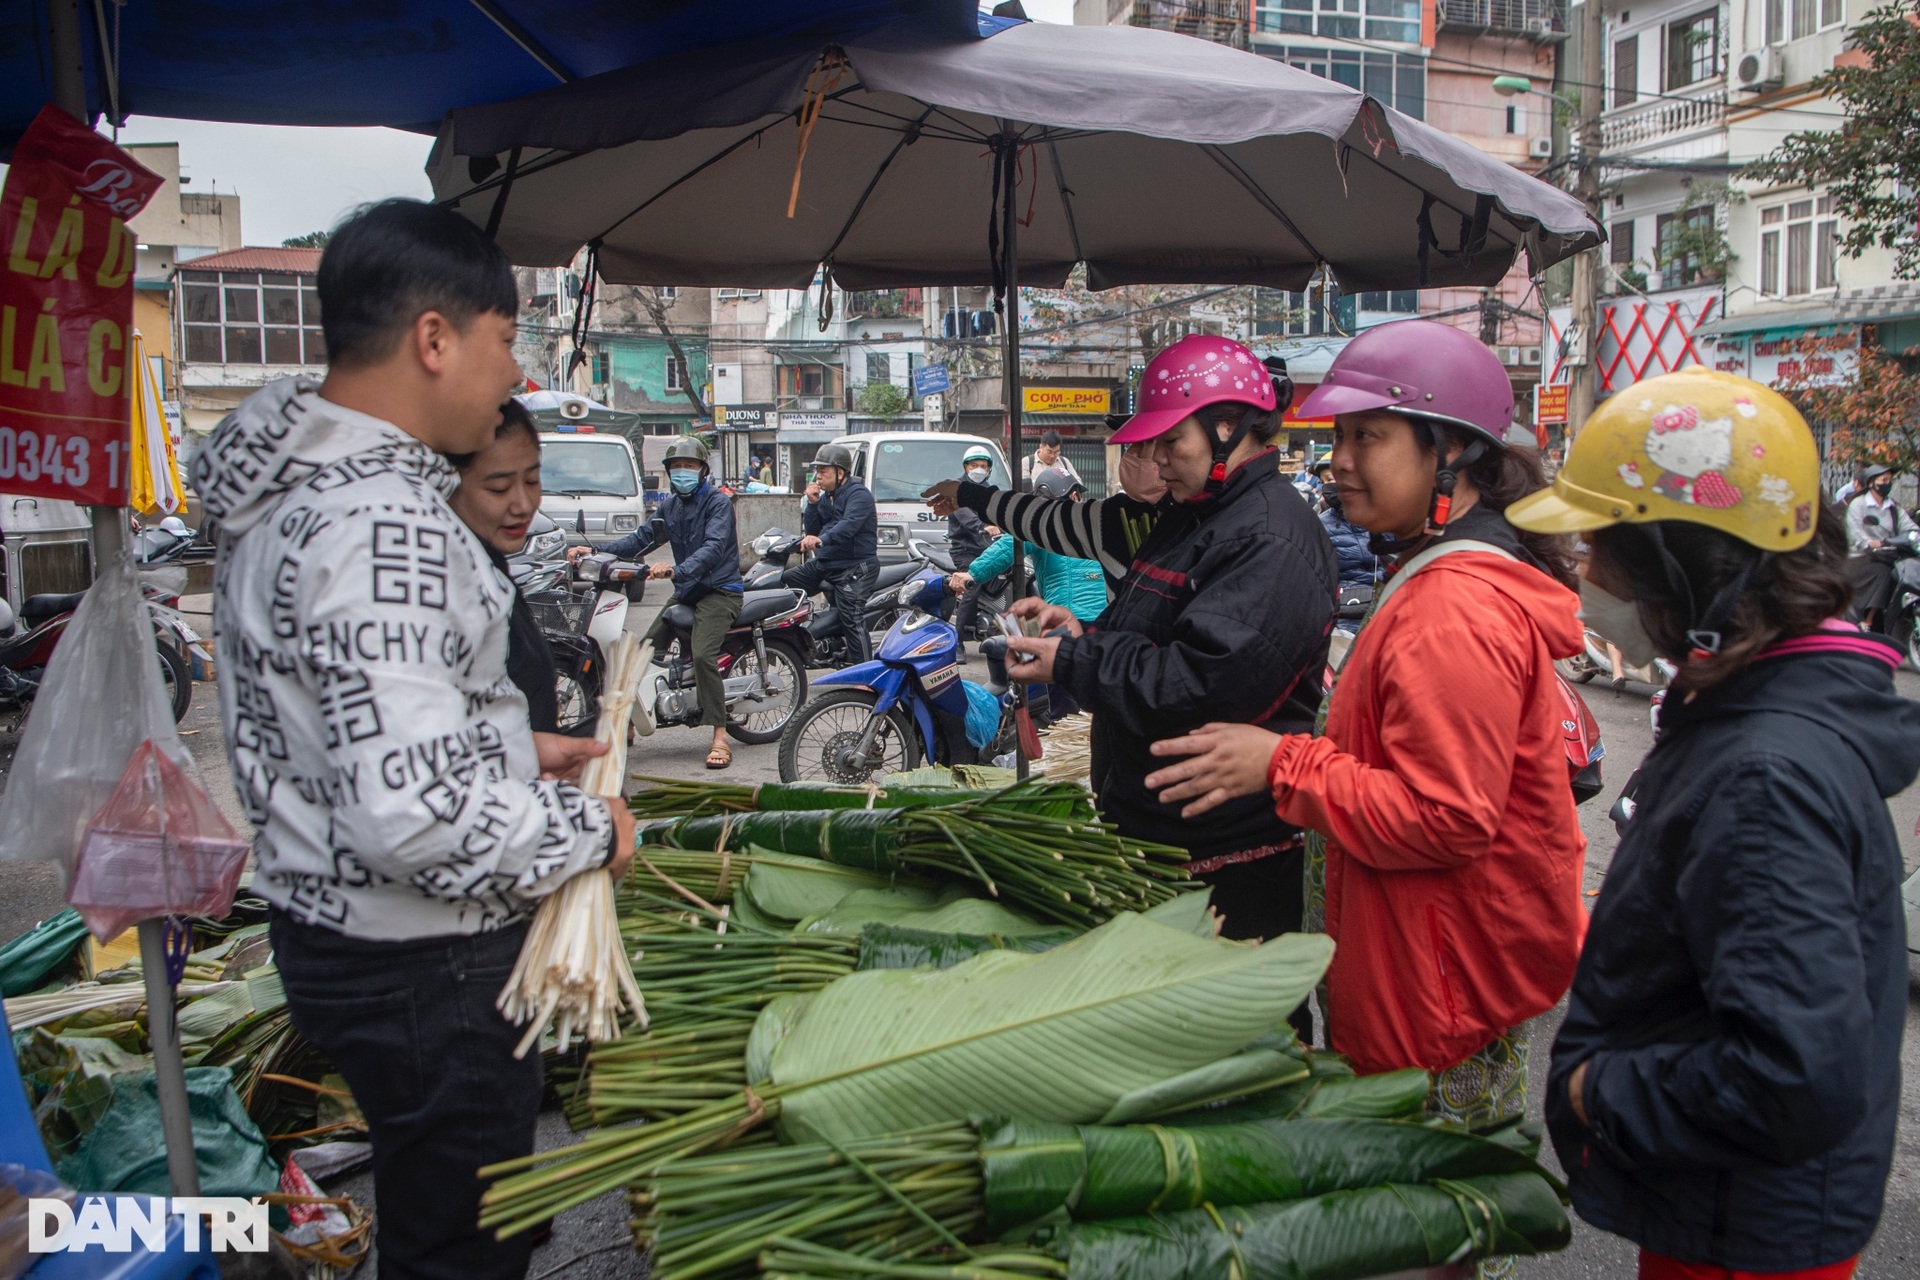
[1267,535,1589,1075]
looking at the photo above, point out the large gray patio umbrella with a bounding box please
[427,13,1599,769]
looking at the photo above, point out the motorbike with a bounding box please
[1861,522,1920,668]
[0,583,195,723]
[776,566,1029,783]
[747,530,958,668]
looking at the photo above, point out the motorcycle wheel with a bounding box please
[727,640,808,745]
[1907,617,1920,674]
[156,638,192,723]
[1556,652,1601,684]
[777,687,921,784]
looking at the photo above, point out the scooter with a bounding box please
[775,567,1026,783]
[750,532,947,668]
[0,584,195,723]
[636,583,813,745]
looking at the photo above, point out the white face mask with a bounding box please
[1578,578,1659,669]
[966,466,990,482]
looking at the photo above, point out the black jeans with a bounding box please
[785,559,879,664]
[270,912,543,1280]
[1197,848,1314,1044]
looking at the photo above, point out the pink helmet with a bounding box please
[1293,319,1516,446]
[1110,335,1278,444]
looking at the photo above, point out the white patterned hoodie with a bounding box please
[191,377,611,941]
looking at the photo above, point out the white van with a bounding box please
[538,428,647,542]
[825,432,1011,563]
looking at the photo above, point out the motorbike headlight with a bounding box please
[531,530,565,559]
[577,558,604,582]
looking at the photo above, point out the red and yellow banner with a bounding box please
[0,106,162,505]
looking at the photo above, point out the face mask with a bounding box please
[668,469,701,495]
[966,466,990,483]
[1117,451,1167,504]
[1874,482,1893,498]
[1578,578,1659,669]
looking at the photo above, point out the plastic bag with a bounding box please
[55,1068,279,1200]
[1,1163,74,1280]
[66,741,248,943]
[0,556,240,942]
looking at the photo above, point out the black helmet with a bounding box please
[663,437,710,472]
[1032,466,1082,501]
[810,443,854,474]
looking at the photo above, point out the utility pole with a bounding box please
[1566,0,1606,436]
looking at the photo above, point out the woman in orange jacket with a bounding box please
[1144,320,1588,1123]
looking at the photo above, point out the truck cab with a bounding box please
[538,427,647,544]
[825,432,1010,563]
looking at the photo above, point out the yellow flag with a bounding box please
[128,330,183,515]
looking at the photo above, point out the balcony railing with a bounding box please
[1436,0,1564,37]
[775,393,847,412]
[1131,1,1249,48]
[1600,85,1727,153]
[844,288,922,320]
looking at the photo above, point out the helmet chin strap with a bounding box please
[1199,362,1295,499]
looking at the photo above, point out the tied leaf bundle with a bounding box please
[630,777,1095,823]
[636,1113,1558,1280]
[646,805,1191,927]
[479,915,1330,1237]
[497,634,649,1058]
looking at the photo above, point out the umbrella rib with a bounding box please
[1199,145,1326,264]
[583,116,818,247]
[819,105,940,266]
[466,0,575,83]
[1341,145,1524,258]
[1044,140,1085,265]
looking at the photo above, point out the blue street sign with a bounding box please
[912,363,951,396]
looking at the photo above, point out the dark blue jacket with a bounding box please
[1548,630,1920,1271]
[1318,504,1378,591]
[599,481,741,602]
[803,475,878,571]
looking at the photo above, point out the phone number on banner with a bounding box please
[0,422,126,499]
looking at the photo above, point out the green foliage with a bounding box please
[857,381,912,417]
[1773,336,1920,475]
[1746,1,1920,279]
[281,230,331,248]
[1653,184,1736,286]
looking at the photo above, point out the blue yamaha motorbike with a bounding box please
[775,565,1027,783]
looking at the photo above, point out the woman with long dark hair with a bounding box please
[1143,320,1588,1129]
[1510,368,1915,1280]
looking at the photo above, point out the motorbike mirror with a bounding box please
[649,516,668,545]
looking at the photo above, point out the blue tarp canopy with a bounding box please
[0,0,1005,158]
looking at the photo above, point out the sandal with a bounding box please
[705,743,732,770]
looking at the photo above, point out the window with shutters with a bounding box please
[1613,36,1639,108]
[1663,11,1719,90]
[1610,219,1638,266]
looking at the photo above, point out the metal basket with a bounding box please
[527,593,593,637]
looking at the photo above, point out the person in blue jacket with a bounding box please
[1315,458,1379,636]
[785,442,879,664]
[573,436,743,767]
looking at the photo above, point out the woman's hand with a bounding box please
[922,480,961,517]
[1146,723,1287,817]
[1009,597,1084,638]
[535,733,608,782]
[1005,634,1061,684]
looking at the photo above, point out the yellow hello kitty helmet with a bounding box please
[1507,367,1821,552]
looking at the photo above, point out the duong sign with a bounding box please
[0,105,162,504]
[28,1196,269,1254]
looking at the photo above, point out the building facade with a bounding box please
[122,142,243,416]
[171,246,324,433]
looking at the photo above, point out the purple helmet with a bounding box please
[1293,320,1516,446]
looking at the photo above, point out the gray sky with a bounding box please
[86,1,1075,250]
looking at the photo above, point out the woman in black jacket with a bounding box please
[1508,368,1920,1280]
[927,335,1337,949]
[448,400,560,734]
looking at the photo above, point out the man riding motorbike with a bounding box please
[1844,463,1916,631]
[786,442,879,665]
[948,444,1000,644]
[573,436,743,768]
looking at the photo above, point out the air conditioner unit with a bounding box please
[1735,48,1783,93]
[1524,16,1553,36]
[1520,347,1543,366]
[1499,345,1525,365]
[1529,137,1554,159]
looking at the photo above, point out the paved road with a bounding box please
[3,604,1916,1278]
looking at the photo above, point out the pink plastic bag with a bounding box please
[65,740,249,943]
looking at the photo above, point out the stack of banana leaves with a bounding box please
[499,777,1571,1278]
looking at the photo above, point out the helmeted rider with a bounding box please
[1145,320,1588,1129]
[1843,462,1917,630]
[576,435,744,767]
[927,334,1338,990]
[1508,367,1918,1280]
[787,442,879,665]
[947,444,999,644]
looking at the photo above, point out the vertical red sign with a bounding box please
[0,105,162,505]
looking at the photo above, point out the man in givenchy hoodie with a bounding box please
[190,200,636,1280]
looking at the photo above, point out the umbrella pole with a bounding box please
[999,137,1029,779]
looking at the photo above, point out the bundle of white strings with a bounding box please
[498,633,649,1058]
